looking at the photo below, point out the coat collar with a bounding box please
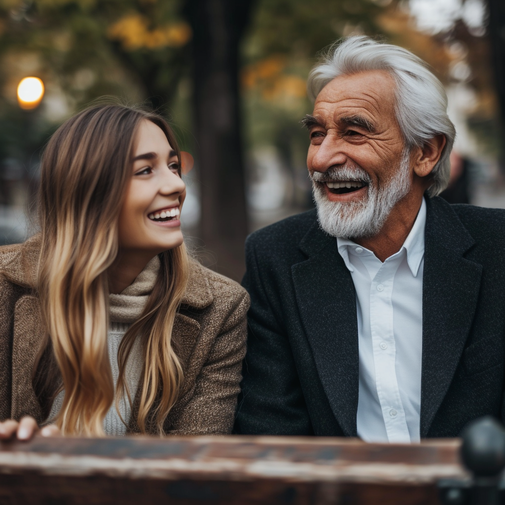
[1,235,213,310]
[292,197,481,438]
[0,234,40,290]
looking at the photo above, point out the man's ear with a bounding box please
[412,134,447,178]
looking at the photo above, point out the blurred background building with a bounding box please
[0,0,504,280]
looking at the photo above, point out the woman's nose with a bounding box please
[159,169,186,195]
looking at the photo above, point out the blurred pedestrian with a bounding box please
[439,151,471,204]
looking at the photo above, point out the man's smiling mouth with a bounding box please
[148,207,180,222]
[325,181,367,195]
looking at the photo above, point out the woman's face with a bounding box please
[117,119,186,257]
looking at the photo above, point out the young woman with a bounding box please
[0,104,249,438]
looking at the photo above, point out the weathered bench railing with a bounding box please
[0,434,468,504]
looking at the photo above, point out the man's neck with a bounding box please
[353,197,425,262]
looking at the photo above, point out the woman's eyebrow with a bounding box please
[132,150,178,162]
[132,152,157,162]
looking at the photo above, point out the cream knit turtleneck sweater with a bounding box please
[47,256,159,435]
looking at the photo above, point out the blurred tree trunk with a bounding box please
[184,0,255,281]
[487,0,505,174]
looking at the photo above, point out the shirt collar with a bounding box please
[402,197,427,277]
[337,197,427,277]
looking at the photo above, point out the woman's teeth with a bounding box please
[148,208,180,221]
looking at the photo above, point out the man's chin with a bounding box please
[314,193,381,239]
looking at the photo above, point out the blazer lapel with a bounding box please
[292,222,359,436]
[420,198,482,437]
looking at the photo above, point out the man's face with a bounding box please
[305,70,413,239]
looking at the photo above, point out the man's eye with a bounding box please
[310,131,325,139]
[345,130,362,137]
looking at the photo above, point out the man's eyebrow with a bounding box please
[301,114,324,129]
[340,115,375,133]
[132,150,177,162]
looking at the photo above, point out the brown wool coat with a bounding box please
[0,236,249,436]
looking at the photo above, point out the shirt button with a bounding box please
[379,342,388,350]
[389,409,397,417]
[377,284,384,292]
[355,247,363,254]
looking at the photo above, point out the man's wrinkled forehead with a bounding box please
[302,71,399,133]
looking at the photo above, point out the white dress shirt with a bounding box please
[337,198,427,443]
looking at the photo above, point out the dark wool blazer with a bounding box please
[234,196,505,438]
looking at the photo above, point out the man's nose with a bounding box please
[309,135,348,172]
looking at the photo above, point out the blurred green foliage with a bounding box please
[0,0,500,197]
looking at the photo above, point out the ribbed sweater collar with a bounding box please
[109,256,159,324]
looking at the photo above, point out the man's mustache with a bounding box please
[310,165,372,184]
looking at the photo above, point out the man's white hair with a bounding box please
[307,36,456,196]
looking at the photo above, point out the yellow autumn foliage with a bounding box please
[107,14,192,50]
[31,0,97,7]
[0,0,25,8]
[242,56,306,102]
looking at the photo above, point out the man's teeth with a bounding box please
[326,181,364,189]
[148,208,180,221]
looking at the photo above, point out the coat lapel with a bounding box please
[292,221,359,436]
[420,198,482,436]
[127,260,213,435]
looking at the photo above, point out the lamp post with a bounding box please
[16,77,44,110]
[16,76,45,218]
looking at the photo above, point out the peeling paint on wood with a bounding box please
[0,436,467,504]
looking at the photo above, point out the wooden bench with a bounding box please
[0,435,467,504]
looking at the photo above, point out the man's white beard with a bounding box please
[311,149,411,239]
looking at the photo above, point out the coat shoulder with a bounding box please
[0,235,40,288]
[449,202,505,245]
[186,259,249,312]
[450,203,505,226]
[0,242,24,271]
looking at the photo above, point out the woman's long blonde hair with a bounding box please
[37,104,188,436]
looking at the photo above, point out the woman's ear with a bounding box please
[412,134,447,178]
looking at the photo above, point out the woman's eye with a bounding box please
[169,162,180,172]
[135,167,152,176]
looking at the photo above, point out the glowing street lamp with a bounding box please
[17,77,44,109]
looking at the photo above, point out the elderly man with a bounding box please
[234,36,505,442]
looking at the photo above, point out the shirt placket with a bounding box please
[370,258,411,443]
